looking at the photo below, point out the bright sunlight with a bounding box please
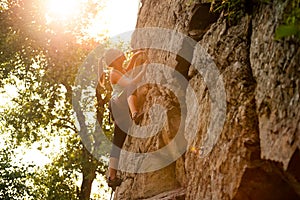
[45,0,81,21]
[97,0,140,36]
[44,0,140,38]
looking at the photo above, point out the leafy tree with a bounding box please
[0,0,113,199]
[0,146,35,200]
[31,134,108,200]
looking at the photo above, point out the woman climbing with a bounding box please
[98,48,148,190]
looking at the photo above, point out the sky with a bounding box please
[100,0,140,36]
[85,0,140,39]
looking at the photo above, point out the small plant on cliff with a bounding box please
[212,0,246,25]
[275,0,300,39]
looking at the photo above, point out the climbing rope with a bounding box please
[109,189,114,200]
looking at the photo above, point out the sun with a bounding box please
[45,0,81,21]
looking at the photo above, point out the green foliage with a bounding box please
[0,0,111,199]
[210,0,300,39]
[0,0,102,89]
[31,136,82,200]
[212,0,246,25]
[275,0,300,39]
[1,63,74,145]
[275,24,300,39]
[0,0,101,144]
[0,147,35,200]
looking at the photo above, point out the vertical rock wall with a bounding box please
[114,1,300,199]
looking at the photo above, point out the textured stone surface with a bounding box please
[185,15,259,200]
[250,2,300,170]
[114,0,300,199]
[142,187,185,200]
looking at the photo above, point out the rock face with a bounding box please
[114,0,300,199]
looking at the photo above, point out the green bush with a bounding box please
[275,0,300,39]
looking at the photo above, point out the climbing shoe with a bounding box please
[107,177,122,191]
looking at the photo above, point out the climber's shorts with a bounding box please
[110,123,127,158]
[109,83,137,158]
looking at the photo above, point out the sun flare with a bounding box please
[45,0,81,20]
[44,0,140,40]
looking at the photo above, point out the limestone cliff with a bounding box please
[114,0,300,199]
